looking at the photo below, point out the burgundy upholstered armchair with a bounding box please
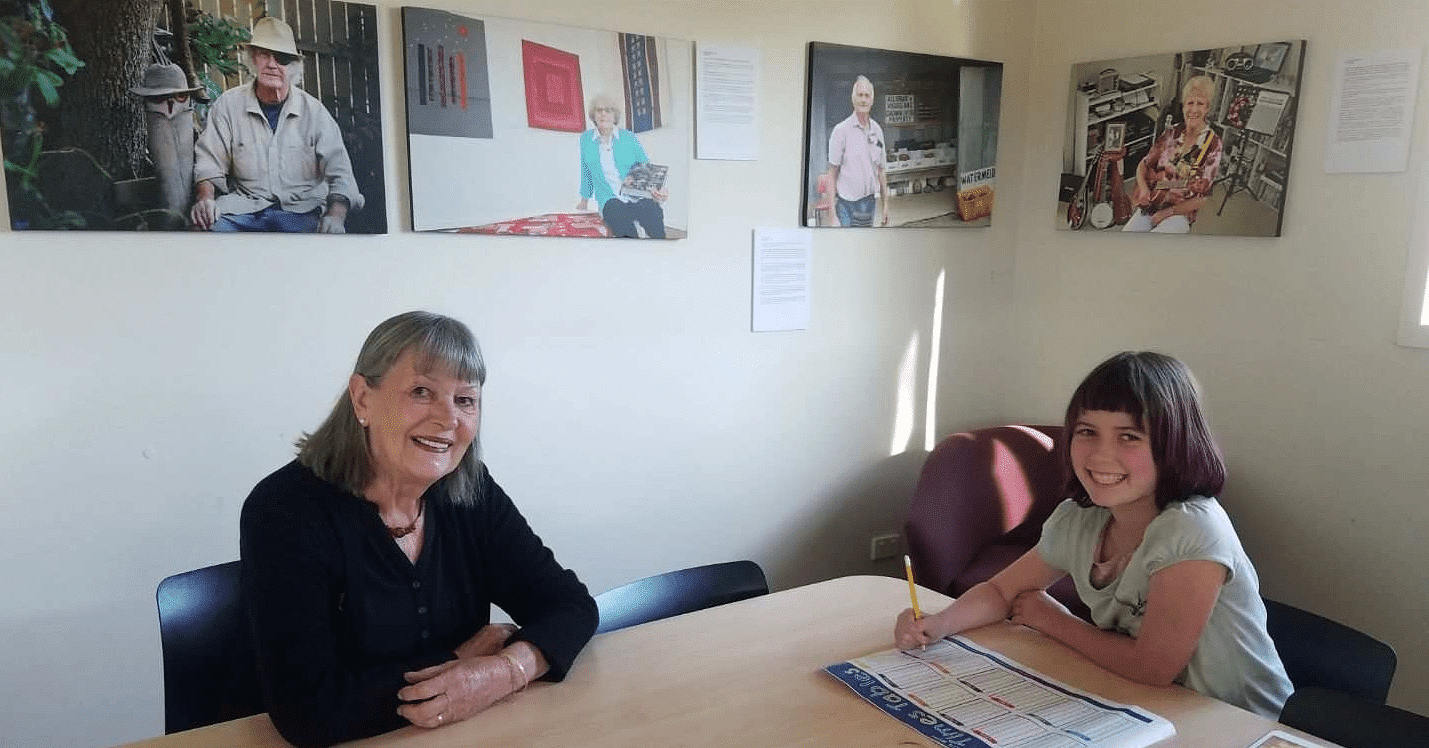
[904,424,1089,620]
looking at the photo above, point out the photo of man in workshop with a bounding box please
[802,42,1003,228]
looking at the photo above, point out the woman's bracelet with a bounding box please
[499,651,529,693]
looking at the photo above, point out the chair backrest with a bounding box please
[594,560,768,634]
[155,560,263,733]
[904,425,1065,596]
[1279,687,1429,748]
[1263,597,1396,703]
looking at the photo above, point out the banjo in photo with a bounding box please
[1065,142,1098,230]
[1086,122,1132,229]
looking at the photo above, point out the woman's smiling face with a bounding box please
[1182,91,1210,129]
[350,348,480,497]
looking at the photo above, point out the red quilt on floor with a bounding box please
[458,212,610,237]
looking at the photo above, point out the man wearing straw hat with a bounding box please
[191,16,363,232]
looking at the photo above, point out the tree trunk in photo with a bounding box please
[50,0,165,181]
[167,0,197,89]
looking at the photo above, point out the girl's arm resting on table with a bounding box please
[1011,559,1225,686]
[896,548,1067,650]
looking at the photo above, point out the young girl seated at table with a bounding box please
[894,351,1292,717]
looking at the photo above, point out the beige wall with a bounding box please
[6,1,1429,745]
[1013,0,1429,716]
[0,1,1034,745]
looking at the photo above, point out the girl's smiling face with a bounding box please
[1069,409,1159,513]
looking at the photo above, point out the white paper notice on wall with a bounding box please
[1326,48,1422,173]
[752,228,811,332]
[696,43,761,160]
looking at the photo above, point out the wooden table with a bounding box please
[120,575,1332,748]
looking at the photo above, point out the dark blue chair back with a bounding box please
[1280,687,1429,748]
[1264,597,1396,703]
[156,560,263,733]
[595,560,768,634]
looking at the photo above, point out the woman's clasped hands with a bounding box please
[397,624,527,729]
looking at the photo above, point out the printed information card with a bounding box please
[825,636,1175,748]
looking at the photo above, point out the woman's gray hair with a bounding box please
[296,311,488,504]
[587,93,621,125]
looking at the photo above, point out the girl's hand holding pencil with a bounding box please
[895,606,946,651]
[895,554,948,650]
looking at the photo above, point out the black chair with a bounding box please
[1279,687,1429,748]
[156,560,263,733]
[1263,597,1397,703]
[594,560,768,634]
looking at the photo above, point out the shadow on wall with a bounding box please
[763,449,930,591]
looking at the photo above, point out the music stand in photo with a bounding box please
[1214,128,1254,215]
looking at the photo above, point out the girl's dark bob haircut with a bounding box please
[1061,351,1226,509]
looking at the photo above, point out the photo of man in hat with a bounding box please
[191,16,364,233]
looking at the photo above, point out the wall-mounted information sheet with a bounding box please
[1325,48,1421,173]
[825,636,1175,748]
[751,228,810,332]
[696,43,760,160]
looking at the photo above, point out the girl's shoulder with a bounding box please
[1148,495,1236,539]
[1164,494,1228,518]
[1142,496,1247,571]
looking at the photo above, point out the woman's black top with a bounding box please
[239,460,597,747]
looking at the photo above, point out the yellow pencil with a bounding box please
[904,554,922,619]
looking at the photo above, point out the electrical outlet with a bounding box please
[870,533,903,561]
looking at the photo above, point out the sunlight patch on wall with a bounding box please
[890,331,920,456]
[924,269,946,452]
[1419,268,1429,325]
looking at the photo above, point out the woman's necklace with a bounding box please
[386,499,424,539]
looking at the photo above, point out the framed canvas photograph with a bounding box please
[1057,39,1306,236]
[401,8,691,239]
[1,1,386,233]
[802,42,1003,228]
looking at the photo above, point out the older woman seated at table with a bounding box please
[241,311,597,747]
